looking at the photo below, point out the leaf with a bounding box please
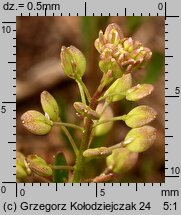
[53,152,68,183]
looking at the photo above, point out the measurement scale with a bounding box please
[0,0,181,214]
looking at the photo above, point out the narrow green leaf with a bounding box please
[53,152,68,183]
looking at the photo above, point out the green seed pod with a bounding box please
[40,91,60,122]
[124,126,157,153]
[106,148,138,174]
[125,105,157,128]
[73,102,99,120]
[95,103,113,136]
[21,110,53,135]
[16,152,31,182]
[126,84,154,101]
[104,74,132,102]
[60,45,86,80]
[16,163,28,182]
[26,155,52,177]
[83,147,112,159]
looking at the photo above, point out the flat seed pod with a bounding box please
[124,126,157,153]
[40,91,60,122]
[27,155,52,177]
[126,84,154,101]
[106,148,138,174]
[21,110,53,135]
[104,74,132,102]
[125,105,157,128]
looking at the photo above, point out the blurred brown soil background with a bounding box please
[16,16,164,182]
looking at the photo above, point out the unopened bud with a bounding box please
[124,126,156,152]
[83,147,112,159]
[40,91,60,122]
[104,74,132,102]
[126,84,154,101]
[125,105,157,128]
[95,23,124,54]
[73,102,99,120]
[60,45,86,80]
[21,110,53,135]
[123,37,134,52]
[94,30,106,53]
[104,23,123,45]
[27,155,52,177]
[106,148,138,174]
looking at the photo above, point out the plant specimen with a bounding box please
[17,23,157,183]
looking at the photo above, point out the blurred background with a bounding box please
[17,16,164,183]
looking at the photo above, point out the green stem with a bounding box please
[76,80,86,104]
[87,101,109,148]
[98,92,126,101]
[109,141,124,150]
[77,78,91,102]
[93,115,127,128]
[51,165,74,170]
[72,85,105,182]
[54,122,83,131]
[61,126,79,157]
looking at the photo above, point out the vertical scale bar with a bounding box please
[0,21,16,181]
[164,0,168,174]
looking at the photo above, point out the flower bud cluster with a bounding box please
[95,23,152,77]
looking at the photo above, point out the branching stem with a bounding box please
[54,122,83,131]
[61,126,79,156]
[93,115,127,128]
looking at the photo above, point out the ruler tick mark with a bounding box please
[85,2,87,16]
[165,2,167,20]
[125,8,127,16]
[2,22,16,24]
[95,183,98,197]
[165,95,179,98]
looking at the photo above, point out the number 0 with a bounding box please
[1,186,6,193]
[158,3,163,10]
